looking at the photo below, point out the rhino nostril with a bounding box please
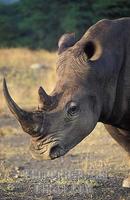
[49,144,64,159]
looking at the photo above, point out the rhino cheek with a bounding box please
[62,110,99,150]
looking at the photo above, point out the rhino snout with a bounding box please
[49,144,66,159]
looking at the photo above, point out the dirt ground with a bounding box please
[0,113,130,200]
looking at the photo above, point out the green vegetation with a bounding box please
[0,0,130,50]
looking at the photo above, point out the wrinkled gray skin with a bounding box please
[3,18,130,174]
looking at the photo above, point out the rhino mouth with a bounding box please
[29,137,67,160]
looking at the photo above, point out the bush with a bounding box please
[0,0,129,50]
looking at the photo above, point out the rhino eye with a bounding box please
[67,102,80,116]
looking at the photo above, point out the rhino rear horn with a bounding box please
[38,86,52,110]
[58,32,76,54]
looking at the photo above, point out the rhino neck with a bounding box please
[101,39,130,131]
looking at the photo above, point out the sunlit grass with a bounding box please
[0,48,57,68]
[0,48,57,112]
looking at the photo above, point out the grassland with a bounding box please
[0,48,130,199]
[0,48,57,112]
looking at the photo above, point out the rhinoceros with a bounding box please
[3,18,130,187]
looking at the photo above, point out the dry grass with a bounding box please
[0,48,57,68]
[0,48,57,112]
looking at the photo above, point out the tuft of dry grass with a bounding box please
[0,48,57,68]
[0,48,57,112]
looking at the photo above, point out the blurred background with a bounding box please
[0,1,130,199]
[0,0,130,110]
[0,0,130,50]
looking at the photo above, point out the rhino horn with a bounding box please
[3,78,41,137]
[38,86,52,110]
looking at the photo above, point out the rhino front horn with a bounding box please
[3,78,42,137]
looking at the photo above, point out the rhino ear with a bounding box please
[84,40,102,61]
[58,32,76,54]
